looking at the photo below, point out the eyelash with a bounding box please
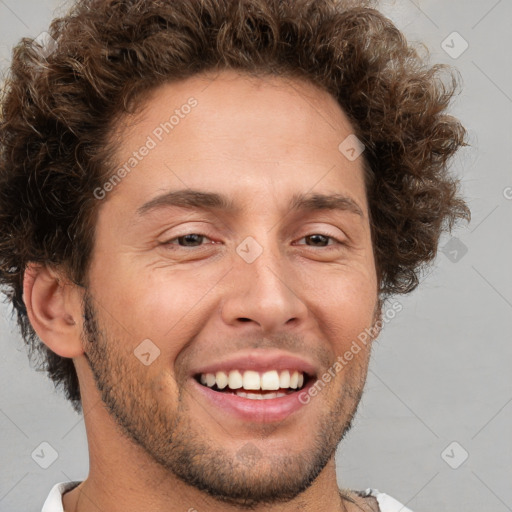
[161,232,344,249]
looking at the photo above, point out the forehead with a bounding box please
[130,69,356,148]
[105,70,368,215]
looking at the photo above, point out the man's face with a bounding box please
[81,70,378,506]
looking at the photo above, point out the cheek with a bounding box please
[299,265,377,348]
[91,263,217,363]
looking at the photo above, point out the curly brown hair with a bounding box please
[0,0,470,414]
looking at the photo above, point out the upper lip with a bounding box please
[190,350,318,378]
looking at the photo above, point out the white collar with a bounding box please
[41,482,413,512]
[41,481,82,512]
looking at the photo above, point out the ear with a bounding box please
[23,263,85,358]
[370,299,384,341]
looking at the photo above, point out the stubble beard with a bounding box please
[80,291,369,508]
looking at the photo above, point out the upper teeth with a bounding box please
[199,370,305,390]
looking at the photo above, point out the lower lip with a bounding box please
[191,378,316,423]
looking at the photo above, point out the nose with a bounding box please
[220,237,309,333]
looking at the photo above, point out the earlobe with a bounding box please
[23,263,84,358]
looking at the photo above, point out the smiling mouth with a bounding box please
[194,369,311,400]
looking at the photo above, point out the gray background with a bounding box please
[1,0,511,511]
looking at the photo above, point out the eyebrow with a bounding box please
[137,189,364,217]
[289,192,363,217]
[137,190,239,216]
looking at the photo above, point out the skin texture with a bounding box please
[24,71,381,512]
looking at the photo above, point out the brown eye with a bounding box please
[304,234,331,247]
[296,234,340,247]
[164,233,211,247]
